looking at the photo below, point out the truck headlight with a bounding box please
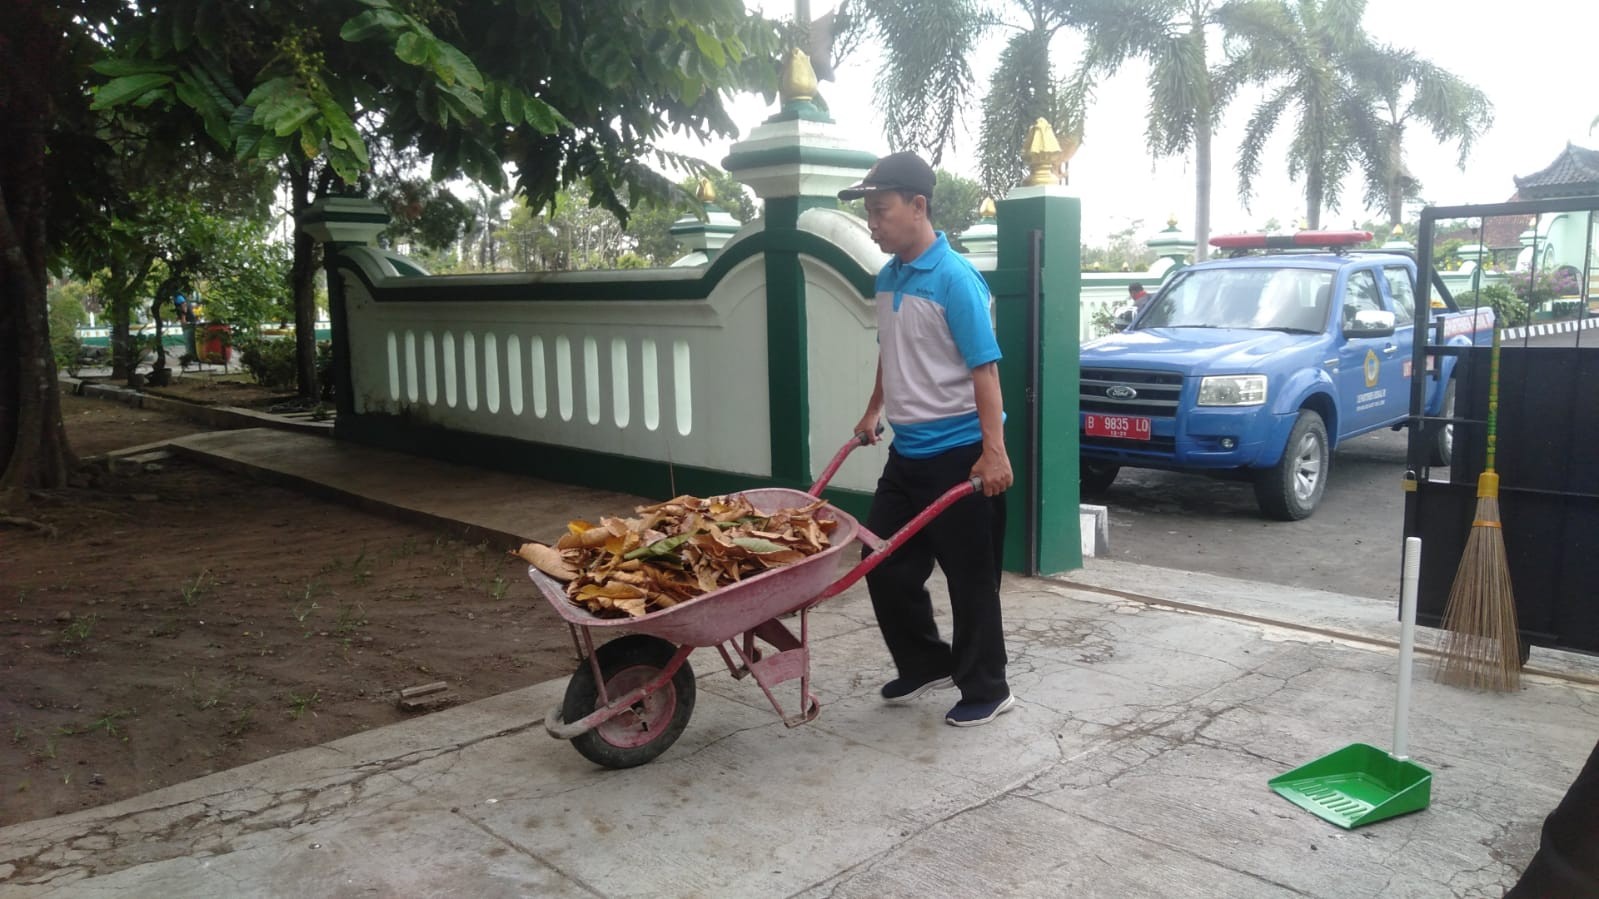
[1198,374,1267,406]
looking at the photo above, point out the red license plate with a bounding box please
[1084,414,1152,441]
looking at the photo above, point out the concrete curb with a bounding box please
[163,434,528,553]
[1501,315,1599,341]
[63,375,334,437]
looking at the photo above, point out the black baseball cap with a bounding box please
[837,151,936,201]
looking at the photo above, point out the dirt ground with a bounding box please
[1,391,578,827]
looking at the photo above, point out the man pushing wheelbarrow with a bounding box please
[529,152,1015,767]
[840,151,1016,728]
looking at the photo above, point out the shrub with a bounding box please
[315,340,335,400]
[1473,283,1528,328]
[1508,267,1581,309]
[236,336,298,390]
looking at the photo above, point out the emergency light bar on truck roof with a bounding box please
[1209,230,1374,253]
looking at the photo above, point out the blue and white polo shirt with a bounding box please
[876,232,1002,458]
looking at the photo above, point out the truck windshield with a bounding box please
[1139,267,1334,333]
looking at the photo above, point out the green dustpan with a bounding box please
[1270,536,1433,828]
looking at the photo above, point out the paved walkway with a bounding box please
[3,427,1596,898]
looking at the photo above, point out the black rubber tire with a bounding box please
[1254,410,1329,521]
[1428,378,1456,467]
[562,634,696,769]
[1081,461,1120,497]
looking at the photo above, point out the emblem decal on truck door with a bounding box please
[1363,349,1380,388]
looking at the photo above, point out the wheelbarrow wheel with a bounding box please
[562,634,695,769]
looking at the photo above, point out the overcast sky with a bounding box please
[667,1,1599,245]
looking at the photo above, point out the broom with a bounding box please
[1435,325,1522,691]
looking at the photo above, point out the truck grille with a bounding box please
[1080,368,1184,418]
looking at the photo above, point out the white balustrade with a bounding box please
[338,248,773,478]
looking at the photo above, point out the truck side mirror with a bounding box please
[1344,309,1396,338]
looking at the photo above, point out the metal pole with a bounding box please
[1579,209,1595,348]
[1408,210,1436,476]
[1026,229,1043,577]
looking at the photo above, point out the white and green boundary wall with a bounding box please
[306,100,1089,574]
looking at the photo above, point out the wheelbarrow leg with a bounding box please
[723,608,819,727]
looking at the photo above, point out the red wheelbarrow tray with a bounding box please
[526,487,862,648]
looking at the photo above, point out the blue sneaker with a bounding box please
[880,675,954,704]
[945,694,1016,727]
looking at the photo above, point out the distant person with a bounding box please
[1128,282,1152,313]
[175,293,199,360]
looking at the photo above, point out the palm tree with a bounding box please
[1063,0,1284,259]
[1347,44,1492,226]
[1231,0,1491,229]
[846,0,1079,197]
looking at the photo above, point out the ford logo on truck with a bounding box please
[1106,385,1138,400]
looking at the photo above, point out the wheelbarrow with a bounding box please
[527,433,981,768]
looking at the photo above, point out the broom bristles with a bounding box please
[1434,494,1522,691]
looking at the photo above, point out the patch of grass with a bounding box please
[180,569,211,607]
[351,544,372,584]
[332,601,366,637]
[287,691,320,719]
[184,669,230,711]
[56,613,98,655]
[390,537,419,561]
[225,705,256,738]
[83,710,133,740]
[488,574,509,600]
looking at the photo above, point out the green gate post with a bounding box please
[990,121,1083,574]
[723,49,876,487]
[298,197,391,424]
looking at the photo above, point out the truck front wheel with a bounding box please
[1254,410,1329,521]
[1428,378,1456,467]
[1081,462,1119,497]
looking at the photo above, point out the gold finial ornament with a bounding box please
[1391,223,1404,237]
[696,177,716,204]
[779,48,818,105]
[978,197,997,218]
[1168,212,1180,228]
[1020,118,1065,186]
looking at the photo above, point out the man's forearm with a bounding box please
[973,362,1005,451]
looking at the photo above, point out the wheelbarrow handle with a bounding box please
[807,424,887,496]
[819,476,982,601]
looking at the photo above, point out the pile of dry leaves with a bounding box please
[514,494,839,618]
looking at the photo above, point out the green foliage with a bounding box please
[1082,221,1157,272]
[196,229,293,332]
[929,169,986,238]
[374,174,475,252]
[47,280,92,375]
[624,170,758,265]
[1225,0,1489,228]
[1472,282,1528,328]
[236,337,299,390]
[978,25,1078,196]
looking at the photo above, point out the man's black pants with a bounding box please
[863,441,1008,704]
[1506,736,1599,897]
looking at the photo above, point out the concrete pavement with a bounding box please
[3,427,1596,898]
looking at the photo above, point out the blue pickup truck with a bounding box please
[1079,232,1496,520]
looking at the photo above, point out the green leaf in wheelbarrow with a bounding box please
[732,537,806,565]
[623,533,691,562]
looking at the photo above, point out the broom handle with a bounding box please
[1486,327,1500,474]
[1394,536,1421,761]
